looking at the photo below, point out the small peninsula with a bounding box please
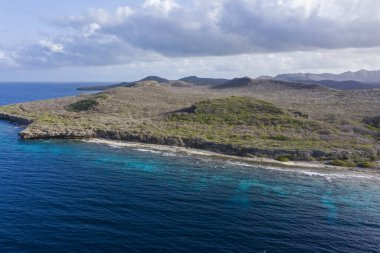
[1,78,379,168]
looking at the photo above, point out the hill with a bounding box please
[273,69,380,89]
[77,82,131,91]
[79,69,380,91]
[214,77,325,90]
[139,76,169,83]
[77,82,128,91]
[78,76,169,91]
[314,80,378,90]
[274,69,380,82]
[78,75,226,91]
[179,76,229,86]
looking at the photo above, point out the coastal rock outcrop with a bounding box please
[0,113,33,125]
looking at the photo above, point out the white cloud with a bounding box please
[142,0,179,15]
[122,47,380,79]
[116,6,134,22]
[3,47,380,81]
[87,8,110,24]
[2,0,380,77]
[206,1,224,23]
[83,23,101,37]
[0,51,8,61]
[46,0,380,58]
[38,40,64,53]
[0,50,18,67]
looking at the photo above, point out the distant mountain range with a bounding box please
[78,76,169,90]
[78,69,380,91]
[266,69,380,89]
[78,76,226,90]
[273,69,380,83]
[213,77,325,90]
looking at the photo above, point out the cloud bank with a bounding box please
[1,0,380,76]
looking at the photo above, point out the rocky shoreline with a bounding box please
[0,113,33,125]
[1,112,378,170]
[16,120,353,161]
[83,138,348,171]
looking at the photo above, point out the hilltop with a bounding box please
[179,76,229,86]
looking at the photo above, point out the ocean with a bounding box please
[0,83,379,253]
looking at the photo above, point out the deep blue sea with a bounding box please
[0,83,380,253]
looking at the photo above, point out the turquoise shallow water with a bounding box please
[0,83,380,252]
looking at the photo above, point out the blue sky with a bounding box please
[1,0,380,82]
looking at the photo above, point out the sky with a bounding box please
[1,0,380,82]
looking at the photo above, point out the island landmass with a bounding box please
[1,77,379,169]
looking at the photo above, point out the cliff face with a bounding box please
[1,81,379,167]
[0,113,33,125]
[20,125,95,139]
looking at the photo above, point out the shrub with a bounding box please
[276,156,290,162]
[67,93,110,112]
[358,161,375,168]
[364,116,380,129]
[69,99,99,111]
[330,160,356,167]
[292,111,309,118]
[269,135,289,141]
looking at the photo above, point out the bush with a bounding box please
[67,93,110,112]
[358,161,375,168]
[276,156,290,162]
[364,116,380,129]
[269,135,289,141]
[69,99,99,111]
[330,160,356,167]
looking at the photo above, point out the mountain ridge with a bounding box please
[214,77,326,90]
[272,69,380,83]
[78,69,380,91]
[179,76,229,86]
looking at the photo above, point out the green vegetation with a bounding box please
[165,96,343,150]
[364,116,380,129]
[35,113,71,125]
[168,97,325,135]
[269,135,290,141]
[276,156,291,162]
[330,160,356,167]
[67,93,110,112]
[169,97,285,125]
[358,161,376,168]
